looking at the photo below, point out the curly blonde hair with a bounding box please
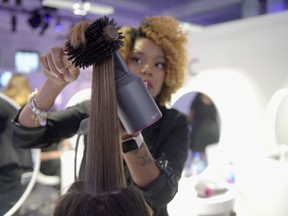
[120,16,188,106]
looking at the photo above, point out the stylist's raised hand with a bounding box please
[40,46,80,87]
[120,122,140,141]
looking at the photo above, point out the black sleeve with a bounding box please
[10,101,90,149]
[142,110,190,208]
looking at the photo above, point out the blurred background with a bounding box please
[1,1,288,216]
[1,0,287,109]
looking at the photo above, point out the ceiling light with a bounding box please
[72,2,90,16]
[72,2,80,10]
[73,9,87,16]
[40,14,51,35]
[42,0,114,16]
[83,2,90,10]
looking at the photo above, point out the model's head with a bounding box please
[120,16,188,106]
[53,182,152,216]
[4,73,31,106]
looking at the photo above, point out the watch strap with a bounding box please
[122,133,143,153]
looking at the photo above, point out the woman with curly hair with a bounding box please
[11,16,190,216]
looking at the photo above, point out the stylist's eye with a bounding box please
[155,62,166,69]
[131,56,142,64]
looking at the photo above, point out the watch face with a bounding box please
[122,139,139,153]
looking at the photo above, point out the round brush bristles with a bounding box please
[65,16,124,69]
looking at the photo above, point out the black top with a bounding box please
[40,144,61,177]
[0,96,32,169]
[11,100,189,216]
[0,95,33,215]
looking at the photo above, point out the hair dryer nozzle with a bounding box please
[114,51,162,133]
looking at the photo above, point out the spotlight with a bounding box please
[40,22,49,35]
[11,14,17,32]
[28,10,42,29]
[43,13,51,23]
[54,20,62,32]
[40,14,51,35]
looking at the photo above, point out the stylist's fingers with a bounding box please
[40,55,55,78]
[40,55,49,72]
[62,55,74,70]
[47,54,61,78]
[63,67,80,82]
[61,54,80,82]
[40,47,62,78]
[50,47,80,82]
[120,122,140,140]
[41,54,63,84]
[51,47,66,74]
[121,131,140,141]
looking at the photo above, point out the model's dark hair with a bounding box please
[53,20,152,216]
[53,181,152,216]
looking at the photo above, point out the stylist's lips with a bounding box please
[144,80,153,92]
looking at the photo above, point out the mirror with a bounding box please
[61,89,91,195]
[0,93,41,216]
[275,94,288,146]
[265,88,288,161]
[172,91,221,176]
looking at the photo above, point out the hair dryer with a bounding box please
[114,51,162,133]
[65,16,162,134]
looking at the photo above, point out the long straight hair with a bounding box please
[68,20,126,195]
[85,55,126,194]
[53,20,152,216]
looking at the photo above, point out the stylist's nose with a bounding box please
[140,64,152,76]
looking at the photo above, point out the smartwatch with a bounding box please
[122,133,144,153]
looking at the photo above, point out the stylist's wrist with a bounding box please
[39,79,67,102]
[121,131,140,142]
[45,72,72,88]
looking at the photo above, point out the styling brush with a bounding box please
[65,16,162,133]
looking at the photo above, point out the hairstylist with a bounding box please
[11,16,190,216]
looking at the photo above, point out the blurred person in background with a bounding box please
[185,92,220,177]
[3,73,71,216]
[0,74,33,215]
[4,73,32,106]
